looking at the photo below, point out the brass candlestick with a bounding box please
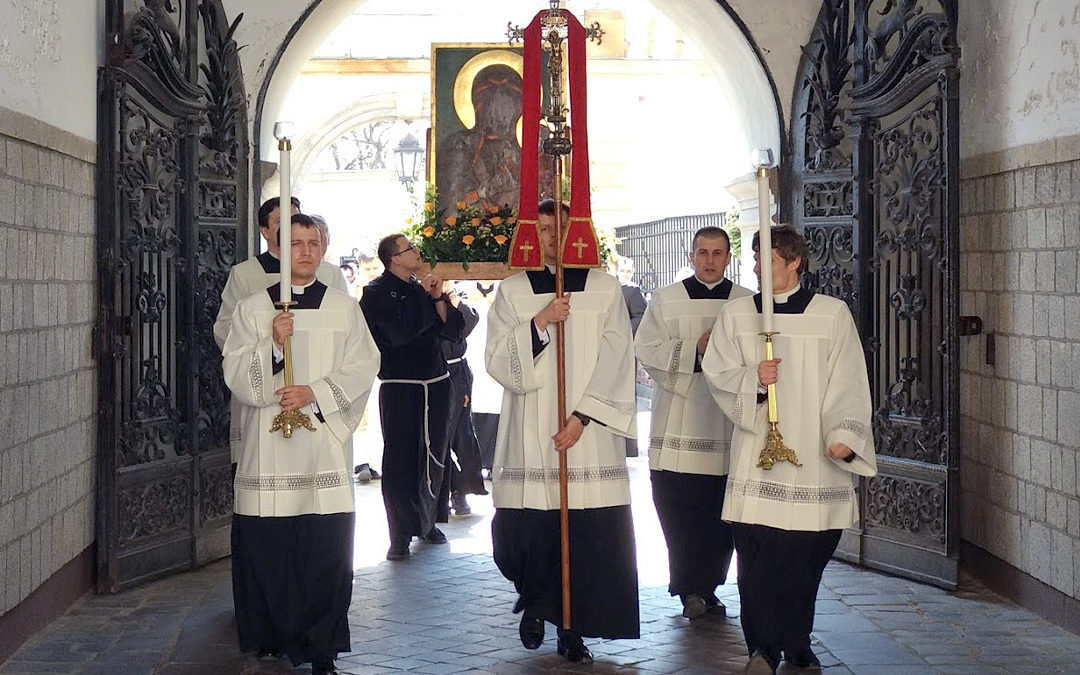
[756,331,801,469]
[269,301,315,438]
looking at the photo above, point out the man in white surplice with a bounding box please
[214,196,349,463]
[486,199,639,663]
[702,225,877,675]
[222,215,379,675]
[634,225,751,621]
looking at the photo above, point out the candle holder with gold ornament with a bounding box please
[269,300,315,438]
[756,330,802,470]
[751,149,800,470]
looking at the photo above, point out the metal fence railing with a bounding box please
[615,212,739,294]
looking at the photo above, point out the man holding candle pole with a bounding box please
[702,225,877,674]
[222,214,380,675]
[635,225,751,620]
[214,197,350,463]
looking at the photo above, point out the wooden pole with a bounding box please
[553,149,571,631]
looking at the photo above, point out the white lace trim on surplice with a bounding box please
[728,478,855,504]
[649,436,731,454]
[494,465,630,484]
[235,470,352,491]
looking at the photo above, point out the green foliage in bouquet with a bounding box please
[405,184,516,271]
[404,183,614,270]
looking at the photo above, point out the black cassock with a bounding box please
[361,272,464,545]
[437,298,488,518]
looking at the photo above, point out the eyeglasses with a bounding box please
[393,243,417,257]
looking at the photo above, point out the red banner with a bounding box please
[561,11,599,268]
[509,9,601,270]
[509,11,547,270]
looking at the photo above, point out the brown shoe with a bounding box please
[451,492,472,515]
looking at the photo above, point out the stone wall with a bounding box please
[0,108,97,616]
[960,137,1080,599]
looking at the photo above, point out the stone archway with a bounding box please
[244,0,796,225]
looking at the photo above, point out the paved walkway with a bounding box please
[3,457,1080,674]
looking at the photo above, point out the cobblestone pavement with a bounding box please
[3,457,1080,674]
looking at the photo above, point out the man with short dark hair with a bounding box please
[223,215,379,675]
[486,199,639,662]
[635,225,751,620]
[360,234,466,560]
[703,224,878,674]
[214,197,350,463]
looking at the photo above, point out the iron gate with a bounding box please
[95,0,248,591]
[792,0,960,588]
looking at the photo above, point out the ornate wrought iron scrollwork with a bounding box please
[864,474,946,546]
[119,97,181,257]
[200,464,234,523]
[198,182,236,218]
[135,272,167,322]
[803,225,855,304]
[804,180,854,218]
[118,477,190,543]
[198,2,244,178]
[872,357,947,463]
[195,227,236,451]
[801,0,853,172]
[872,98,945,269]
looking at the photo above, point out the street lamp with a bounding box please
[393,133,423,189]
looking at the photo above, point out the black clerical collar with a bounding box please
[752,285,815,314]
[266,280,327,310]
[683,276,733,300]
[526,267,589,294]
[256,251,280,273]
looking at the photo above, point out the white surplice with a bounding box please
[635,277,752,476]
[215,253,348,462]
[702,288,877,532]
[485,269,636,510]
[222,283,379,517]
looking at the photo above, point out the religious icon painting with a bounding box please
[430,43,555,217]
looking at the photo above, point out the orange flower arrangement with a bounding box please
[461,234,475,246]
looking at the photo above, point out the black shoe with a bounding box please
[422,526,448,544]
[784,647,822,670]
[312,660,339,675]
[255,648,282,659]
[744,649,779,674]
[386,542,410,560]
[369,468,380,479]
[556,629,593,663]
[681,593,708,619]
[451,492,472,515]
[518,614,544,650]
[704,594,727,617]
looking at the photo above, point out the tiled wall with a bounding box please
[0,112,96,615]
[960,137,1080,598]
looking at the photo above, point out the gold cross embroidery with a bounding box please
[519,241,535,257]
[571,237,589,259]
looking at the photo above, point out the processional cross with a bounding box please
[506,0,604,631]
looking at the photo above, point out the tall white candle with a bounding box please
[278,134,292,304]
[754,151,774,333]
